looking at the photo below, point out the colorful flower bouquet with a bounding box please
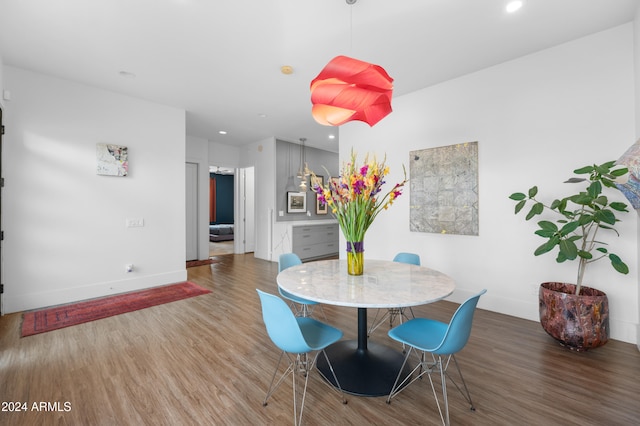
[312,150,407,275]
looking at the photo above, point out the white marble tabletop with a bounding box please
[277,259,455,308]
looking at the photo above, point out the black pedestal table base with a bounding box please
[316,308,411,397]
[316,339,412,397]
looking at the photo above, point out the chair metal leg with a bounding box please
[369,307,415,351]
[307,304,328,322]
[387,352,475,426]
[387,347,433,403]
[294,354,311,426]
[434,355,449,426]
[367,308,388,336]
[446,355,475,411]
[431,354,476,426]
[386,347,413,402]
[263,350,346,426]
[263,351,293,407]
[296,350,347,424]
[316,349,347,404]
[290,302,328,322]
[369,307,411,336]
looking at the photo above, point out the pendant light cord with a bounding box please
[349,0,356,54]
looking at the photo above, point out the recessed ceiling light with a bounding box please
[328,134,336,140]
[218,130,227,135]
[280,65,294,75]
[505,0,523,13]
[258,113,268,118]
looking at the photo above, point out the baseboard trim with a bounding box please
[5,271,188,314]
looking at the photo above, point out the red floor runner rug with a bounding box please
[21,281,210,337]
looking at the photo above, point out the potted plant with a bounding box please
[509,160,630,351]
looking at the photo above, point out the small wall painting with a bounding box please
[311,175,328,215]
[616,138,640,209]
[97,143,128,176]
[316,197,328,215]
[287,191,307,213]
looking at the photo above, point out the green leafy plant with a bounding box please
[509,161,630,295]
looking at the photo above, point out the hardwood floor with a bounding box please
[1,254,639,425]
[209,240,234,257]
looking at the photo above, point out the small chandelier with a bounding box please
[309,0,393,127]
[297,138,309,191]
[310,55,393,127]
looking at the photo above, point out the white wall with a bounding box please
[341,24,638,344]
[186,135,211,260]
[636,7,640,138]
[209,140,241,168]
[2,66,187,313]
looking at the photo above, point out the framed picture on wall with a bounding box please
[310,175,327,214]
[96,143,128,176]
[316,197,328,215]
[287,191,307,213]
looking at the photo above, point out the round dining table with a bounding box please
[276,258,455,397]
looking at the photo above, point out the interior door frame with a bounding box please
[185,162,199,261]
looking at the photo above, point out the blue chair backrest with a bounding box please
[393,253,420,266]
[256,289,310,354]
[393,252,421,266]
[279,253,302,272]
[435,289,487,355]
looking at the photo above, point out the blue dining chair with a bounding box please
[368,252,421,337]
[278,253,325,319]
[386,289,487,426]
[256,289,346,425]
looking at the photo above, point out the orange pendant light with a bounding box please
[310,55,393,127]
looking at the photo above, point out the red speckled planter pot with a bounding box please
[539,282,609,351]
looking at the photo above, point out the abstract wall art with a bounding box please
[615,138,640,210]
[96,143,128,176]
[409,141,479,235]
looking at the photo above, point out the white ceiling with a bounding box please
[0,0,637,152]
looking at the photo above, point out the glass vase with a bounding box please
[346,241,364,276]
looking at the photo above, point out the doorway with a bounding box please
[209,166,235,257]
[208,165,255,257]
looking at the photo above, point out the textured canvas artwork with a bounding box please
[96,144,128,176]
[410,142,478,235]
[615,138,640,209]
